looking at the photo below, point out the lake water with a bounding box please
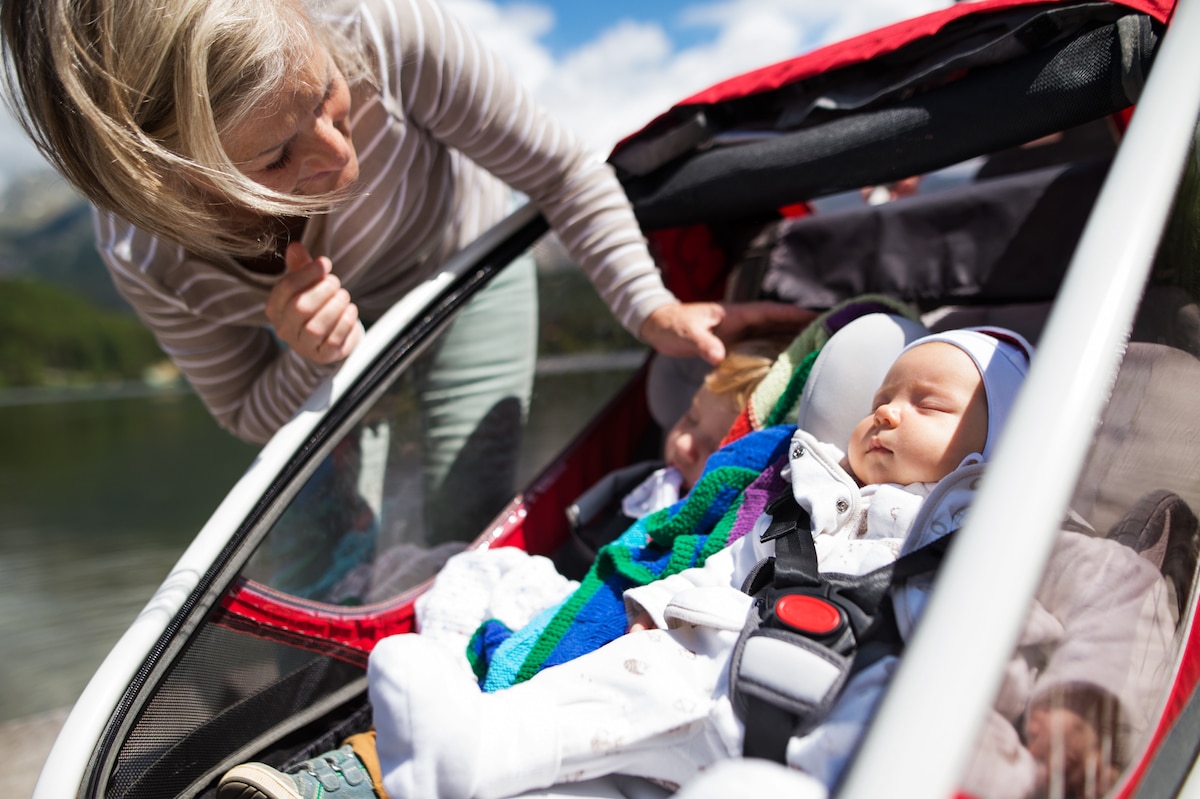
[0,359,640,726]
[0,389,257,723]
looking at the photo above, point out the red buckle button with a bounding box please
[775,595,842,635]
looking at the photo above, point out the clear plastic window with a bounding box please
[242,243,644,606]
[959,125,1200,799]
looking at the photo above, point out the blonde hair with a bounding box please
[703,336,791,411]
[1,0,370,261]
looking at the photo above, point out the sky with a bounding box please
[440,0,949,152]
[0,0,949,181]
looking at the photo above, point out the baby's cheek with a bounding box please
[694,435,719,464]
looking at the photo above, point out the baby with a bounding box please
[220,327,1032,799]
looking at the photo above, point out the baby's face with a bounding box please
[664,386,740,490]
[846,342,988,486]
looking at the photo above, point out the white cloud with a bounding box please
[0,0,949,180]
[445,0,949,153]
[678,0,949,55]
[440,0,559,89]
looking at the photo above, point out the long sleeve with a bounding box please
[95,212,344,442]
[350,0,675,333]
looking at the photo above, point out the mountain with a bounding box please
[0,169,129,312]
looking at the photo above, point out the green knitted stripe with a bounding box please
[466,622,508,682]
[515,466,760,682]
[466,625,485,680]
[765,348,819,428]
[644,473,723,544]
[663,533,705,576]
[657,491,747,576]
[644,465,761,548]
[607,539,665,586]
[699,493,745,561]
[516,554,614,683]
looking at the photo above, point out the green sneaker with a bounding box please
[218,745,377,799]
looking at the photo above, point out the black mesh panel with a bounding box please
[105,624,364,799]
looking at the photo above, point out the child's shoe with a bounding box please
[217,745,377,799]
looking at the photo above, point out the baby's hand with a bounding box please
[1025,702,1119,798]
[627,609,657,633]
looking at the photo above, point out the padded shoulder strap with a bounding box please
[730,488,952,762]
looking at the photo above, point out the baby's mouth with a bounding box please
[867,438,891,454]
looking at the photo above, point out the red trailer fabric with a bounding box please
[612,0,1175,157]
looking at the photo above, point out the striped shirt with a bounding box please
[96,0,675,443]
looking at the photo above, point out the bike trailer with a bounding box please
[34,0,1200,796]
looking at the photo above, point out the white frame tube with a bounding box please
[840,2,1200,797]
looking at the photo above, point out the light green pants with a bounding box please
[413,254,538,544]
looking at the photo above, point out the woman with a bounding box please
[1,0,810,542]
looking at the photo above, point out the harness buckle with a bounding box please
[774,594,844,637]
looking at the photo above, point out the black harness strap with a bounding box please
[730,489,952,763]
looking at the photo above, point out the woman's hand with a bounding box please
[266,242,363,364]
[639,301,816,365]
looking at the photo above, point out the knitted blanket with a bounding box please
[469,425,794,690]
[467,296,919,691]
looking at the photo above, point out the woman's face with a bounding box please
[222,34,359,196]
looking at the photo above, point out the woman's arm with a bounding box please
[97,214,343,443]
[375,0,672,334]
[371,0,812,360]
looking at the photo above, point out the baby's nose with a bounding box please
[675,433,700,462]
[875,403,900,426]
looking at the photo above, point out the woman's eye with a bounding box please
[265,146,294,172]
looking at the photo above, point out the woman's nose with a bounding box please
[303,115,352,173]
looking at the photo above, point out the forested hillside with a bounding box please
[0,278,166,388]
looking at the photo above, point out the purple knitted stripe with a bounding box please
[726,453,789,544]
[823,301,895,334]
